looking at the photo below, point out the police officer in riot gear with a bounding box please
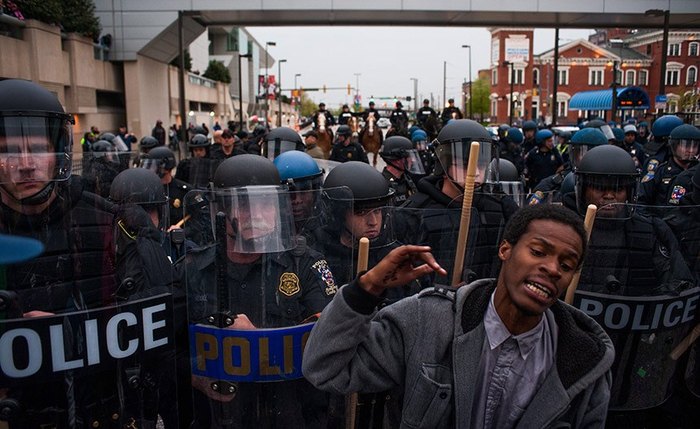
[527,128,608,205]
[329,125,369,164]
[261,126,305,160]
[141,146,192,228]
[439,98,463,126]
[572,144,694,427]
[520,120,538,154]
[416,99,437,128]
[337,104,354,125]
[525,129,564,191]
[639,124,700,209]
[642,114,684,176]
[379,136,424,205]
[403,119,518,283]
[273,150,325,237]
[175,133,218,188]
[498,126,525,176]
[411,129,434,175]
[616,124,647,170]
[80,139,124,197]
[0,79,177,428]
[183,154,336,428]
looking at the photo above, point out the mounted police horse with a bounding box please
[347,115,361,143]
[360,115,383,167]
[314,112,333,159]
[386,116,409,139]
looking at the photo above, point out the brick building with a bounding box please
[489,28,700,125]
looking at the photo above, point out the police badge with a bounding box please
[278,272,301,297]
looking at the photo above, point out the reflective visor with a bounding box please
[671,139,700,161]
[435,139,497,185]
[404,149,426,175]
[213,185,295,253]
[0,114,73,184]
[263,139,299,160]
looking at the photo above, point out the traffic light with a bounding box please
[406,96,412,102]
[347,84,351,95]
[323,84,327,94]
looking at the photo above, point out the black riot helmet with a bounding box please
[575,145,639,218]
[262,127,305,160]
[433,119,498,186]
[669,124,700,162]
[89,140,119,164]
[188,133,210,149]
[141,146,176,178]
[379,136,426,175]
[213,154,281,188]
[0,79,75,205]
[322,161,395,245]
[99,132,116,143]
[584,118,615,141]
[336,125,352,137]
[192,125,208,136]
[140,135,159,152]
[110,168,167,206]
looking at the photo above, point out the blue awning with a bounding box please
[569,86,650,111]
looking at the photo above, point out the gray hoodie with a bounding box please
[303,279,614,428]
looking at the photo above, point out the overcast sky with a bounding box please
[246,26,594,109]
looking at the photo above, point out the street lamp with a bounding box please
[503,61,515,125]
[277,59,287,127]
[410,78,418,112]
[462,45,472,120]
[645,9,670,114]
[238,52,252,131]
[264,41,276,123]
[294,73,301,118]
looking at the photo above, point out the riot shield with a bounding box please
[183,187,342,428]
[79,150,138,198]
[186,156,219,189]
[0,180,180,428]
[393,204,484,286]
[572,203,699,410]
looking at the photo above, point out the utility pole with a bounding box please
[503,61,515,125]
[238,52,252,131]
[277,59,286,126]
[410,78,418,112]
[611,60,619,123]
[442,61,447,110]
[552,27,560,126]
[264,41,276,123]
[462,45,472,119]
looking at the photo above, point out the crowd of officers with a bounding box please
[2,77,700,428]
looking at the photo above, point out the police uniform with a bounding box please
[416,106,437,127]
[329,141,369,163]
[440,106,463,125]
[498,141,525,176]
[525,147,564,191]
[185,244,337,427]
[313,109,335,129]
[639,158,698,208]
[382,168,416,205]
[362,108,381,123]
[625,141,647,171]
[663,165,697,206]
[402,175,518,284]
[390,108,409,129]
[165,178,192,226]
[526,169,569,205]
[337,110,354,125]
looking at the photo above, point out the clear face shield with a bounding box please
[413,137,428,152]
[575,173,638,219]
[262,138,300,161]
[671,138,700,162]
[344,204,396,249]
[570,145,594,170]
[434,138,497,188]
[283,175,324,227]
[597,124,616,141]
[213,185,295,253]
[139,158,167,178]
[0,114,73,188]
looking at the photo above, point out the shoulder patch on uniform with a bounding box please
[642,161,658,183]
[311,260,337,296]
[527,191,544,205]
[669,185,686,205]
[278,272,301,297]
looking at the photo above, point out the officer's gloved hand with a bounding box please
[116,203,153,236]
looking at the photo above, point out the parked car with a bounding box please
[376,117,391,128]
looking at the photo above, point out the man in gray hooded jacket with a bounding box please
[303,204,614,428]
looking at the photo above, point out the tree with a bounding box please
[677,87,700,113]
[471,77,491,122]
[62,0,101,41]
[14,0,101,40]
[203,60,231,83]
[300,92,318,118]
